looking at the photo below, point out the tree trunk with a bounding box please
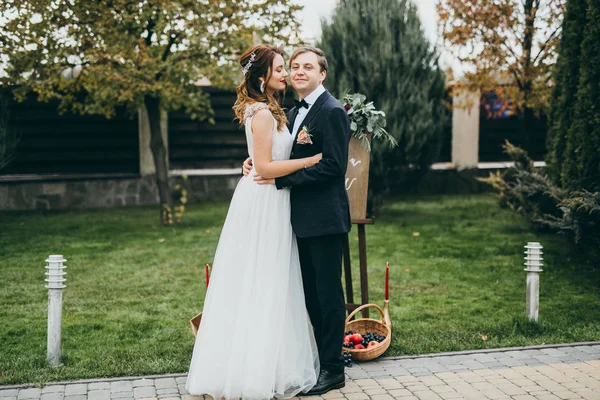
[144,95,173,225]
[522,0,535,110]
[521,0,536,148]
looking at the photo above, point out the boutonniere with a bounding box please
[297,125,313,145]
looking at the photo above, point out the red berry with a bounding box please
[350,334,363,344]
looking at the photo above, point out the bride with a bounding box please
[185,44,320,399]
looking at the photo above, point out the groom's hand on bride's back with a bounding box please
[242,157,253,176]
[254,175,275,185]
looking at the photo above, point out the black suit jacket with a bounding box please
[275,90,352,238]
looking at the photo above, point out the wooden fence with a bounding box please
[0,87,546,176]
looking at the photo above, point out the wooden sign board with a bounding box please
[345,136,371,220]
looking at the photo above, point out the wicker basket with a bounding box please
[343,301,392,361]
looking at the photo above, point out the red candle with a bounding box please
[385,262,390,301]
[205,264,210,288]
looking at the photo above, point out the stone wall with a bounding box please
[0,174,240,211]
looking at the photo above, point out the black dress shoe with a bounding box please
[305,369,345,396]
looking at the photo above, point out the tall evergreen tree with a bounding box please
[563,0,600,191]
[547,0,588,186]
[318,0,446,208]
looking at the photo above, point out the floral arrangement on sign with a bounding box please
[341,92,397,151]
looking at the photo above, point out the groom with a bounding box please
[243,46,351,395]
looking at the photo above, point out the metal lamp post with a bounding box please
[45,254,67,367]
[524,242,543,321]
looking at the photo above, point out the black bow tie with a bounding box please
[294,99,309,109]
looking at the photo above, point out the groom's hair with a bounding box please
[290,46,328,72]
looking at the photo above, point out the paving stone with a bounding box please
[41,387,64,395]
[353,379,379,388]
[413,390,443,400]
[377,378,404,390]
[19,389,42,400]
[176,385,187,395]
[109,383,132,394]
[387,388,413,397]
[385,367,412,376]
[320,390,344,399]
[406,384,429,392]
[87,391,109,400]
[181,396,202,400]
[154,390,177,397]
[437,392,463,400]
[364,388,388,396]
[154,380,177,391]
[362,363,386,372]
[63,396,86,400]
[370,395,394,400]
[370,372,394,379]
[408,368,430,374]
[87,385,109,392]
[64,386,88,397]
[133,387,156,399]
[429,385,454,394]
[40,393,63,400]
[345,368,371,380]
[0,390,19,397]
[110,392,134,399]
[131,381,152,389]
[344,393,369,400]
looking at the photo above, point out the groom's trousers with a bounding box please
[297,232,347,374]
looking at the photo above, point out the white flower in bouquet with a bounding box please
[341,92,398,151]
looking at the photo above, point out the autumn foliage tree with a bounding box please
[0,0,301,224]
[437,0,565,117]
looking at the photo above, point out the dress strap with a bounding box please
[244,102,270,120]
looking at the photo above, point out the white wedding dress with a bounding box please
[186,102,319,400]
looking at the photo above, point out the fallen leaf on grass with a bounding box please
[404,268,410,272]
[412,232,420,237]
[158,238,166,243]
[481,335,488,341]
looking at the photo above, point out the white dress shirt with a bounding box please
[291,84,326,136]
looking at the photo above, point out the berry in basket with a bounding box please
[343,330,387,349]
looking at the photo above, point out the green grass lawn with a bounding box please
[0,194,598,385]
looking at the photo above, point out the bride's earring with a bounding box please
[260,80,265,93]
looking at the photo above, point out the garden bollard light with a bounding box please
[524,242,543,321]
[45,254,67,367]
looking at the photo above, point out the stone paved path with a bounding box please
[2,343,599,400]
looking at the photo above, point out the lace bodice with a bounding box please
[244,102,293,161]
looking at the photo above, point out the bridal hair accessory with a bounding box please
[242,52,256,76]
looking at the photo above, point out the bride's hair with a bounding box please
[233,44,288,131]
